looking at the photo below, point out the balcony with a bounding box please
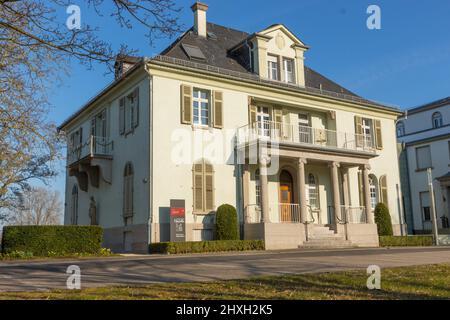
[67,136,113,191]
[237,120,376,154]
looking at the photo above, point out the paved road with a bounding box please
[1,247,450,292]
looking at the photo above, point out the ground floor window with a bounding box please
[369,175,378,210]
[420,191,431,221]
[308,173,319,209]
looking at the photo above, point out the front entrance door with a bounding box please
[279,170,294,222]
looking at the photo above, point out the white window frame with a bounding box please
[362,118,373,148]
[267,55,279,81]
[432,112,443,128]
[283,58,295,83]
[369,175,378,210]
[192,88,210,127]
[308,173,319,209]
[416,145,432,170]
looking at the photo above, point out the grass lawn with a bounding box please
[1,264,449,300]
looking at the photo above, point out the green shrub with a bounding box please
[149,240,264,254]
[1,225,103,257]
[379,236,433,247]
[374,203,393,236]
[215,204,239,240]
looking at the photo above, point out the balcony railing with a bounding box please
[68,135,113,165]
[237,120,375,153]
[245,203,317,224]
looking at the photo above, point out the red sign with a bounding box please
[170,207,185,217]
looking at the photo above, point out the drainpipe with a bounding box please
[144,59,154,249]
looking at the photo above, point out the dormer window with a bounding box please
[267,55,280,81]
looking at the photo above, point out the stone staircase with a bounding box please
[301,224,354,249]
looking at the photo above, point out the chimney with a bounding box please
[191,2,208,37]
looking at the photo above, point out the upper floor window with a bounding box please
[416,145,432,170]
[180,85,224,129]
[396,121,405,137]
[283,58,295,83]
[432,112,443,128]
[267,55,279,81]
[355,116,383,149]
[119,87,139,135]
[193,88,210,126]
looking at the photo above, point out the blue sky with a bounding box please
[45,0,450,194]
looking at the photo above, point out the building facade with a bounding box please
[59,2,404,252]
[397,97,450,234]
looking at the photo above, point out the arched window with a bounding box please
[432,112,443,128]
[123,162,134,218]
[255,169,261,208]
[308,173,319,209]
[71,185,78,225]
[396,121,405,137]
[193,159,214,212]
[369,174,378,210]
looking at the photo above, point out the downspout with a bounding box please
[144,59,154,248]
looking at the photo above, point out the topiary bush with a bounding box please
[215,204,239,240]
[374,203,393,236]
[1,226,103,257]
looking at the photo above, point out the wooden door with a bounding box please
[280,184,292,222]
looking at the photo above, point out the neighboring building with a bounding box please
[58,2,404,252]
[397,97,450,234]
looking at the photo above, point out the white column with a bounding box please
[329,162,341,225]
[298,158,307,223]
[259,156,270,223]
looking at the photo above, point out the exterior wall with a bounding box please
[63,71,150,252]
[398,102,450,233]
[150,75,248,242]
[147,63,402,244]
[405,138,449,231]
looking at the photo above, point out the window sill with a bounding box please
[416,167,434,172]
[191,124,212,131]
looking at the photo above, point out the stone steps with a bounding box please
[301,224,355,248]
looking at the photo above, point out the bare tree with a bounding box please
[0,0,182,212]
[7,187,62,225]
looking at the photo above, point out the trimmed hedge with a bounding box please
[1,226,103,256]
[149,240,265,254]
[374,203,393,236]
[379,236,433,247]
[215,204,239,240]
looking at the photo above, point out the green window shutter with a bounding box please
[380,175,388,206]
[132,87,139,129]
[213,91,223,129]
[374,119,383,149]
[273,107,283,138]
[354,116,363,147]
[181,84,192,124]
[193,163,203,212]
[248,97,257,125]
[204,172,214,211]
[119,97,125,135]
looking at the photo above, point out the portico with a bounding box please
[240,142,380,249]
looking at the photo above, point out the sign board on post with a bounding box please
[170,199,186,242]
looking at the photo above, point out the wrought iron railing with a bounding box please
[237,120,375,153]
[328,206,367,224]
[67,135,114,165]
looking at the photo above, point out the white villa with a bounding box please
[59,2,405,252]
[397,97,450,234]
